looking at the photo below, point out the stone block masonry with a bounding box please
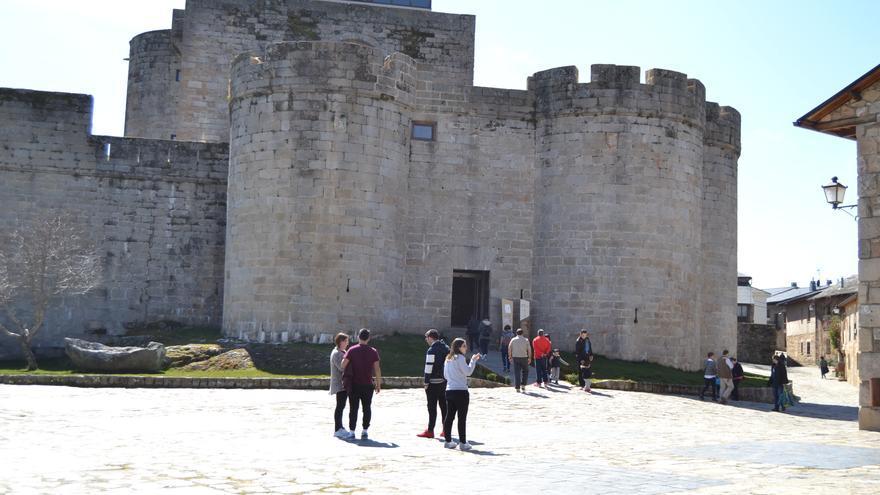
[0,89,228,359]
[1,0,740,371]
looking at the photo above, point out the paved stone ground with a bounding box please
[1,364,878,494]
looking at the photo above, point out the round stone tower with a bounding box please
[225,42,415,342]
[530,64,715,370]
[124,29,179,140]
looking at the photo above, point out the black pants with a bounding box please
[334,391,347,432]
[426,382,447,431]
[732,379,740,400]
[443,390,470,443]
[700,377,717,399]
[348,384,374,430]
[467,334,479,353]
[577,360,585,387]
[513,357,529,388]
[479,339,489,356]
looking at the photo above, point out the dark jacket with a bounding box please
[478,320,492,342]
[731,362,744,381]
[770,360,788,386]
[575,337,593,363]
[424,340,449,385]
[466,316,479,337]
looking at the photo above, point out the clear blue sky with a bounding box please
[2,0,877,290]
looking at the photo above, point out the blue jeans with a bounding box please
[500,351,510,371]
[773,384,784,409]
[535,357,548,384]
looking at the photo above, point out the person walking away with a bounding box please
[532,330,552,388]
[342,328,382,440]
[478,318,493,357]
[770,354,789,412]
[575,330,593,388]
[699,352,717,401]
[330,333,351,438]
[508,328,532,392]
[730,357,744,401]
[443,338,480,451]
[717,350,734,404]
[819,356,829,379]
[418,329,449,439]
[548,349,569,385]
[466,315,480,353]
[499,325,514,373]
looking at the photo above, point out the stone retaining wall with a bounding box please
[592,379,793,404]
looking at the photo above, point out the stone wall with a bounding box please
[737,323,776,364]
[0,89,227,358]
[127,0,476,142]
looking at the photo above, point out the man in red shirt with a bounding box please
[532,329,552,388]
[342,328,382,440]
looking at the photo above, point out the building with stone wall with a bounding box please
[795,62,880,429]
[0,0,740,370]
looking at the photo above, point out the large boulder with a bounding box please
[65,338,165,373]
[164,344,225,368]
[179,348,254,371]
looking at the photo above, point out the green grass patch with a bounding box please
[558,352,766,388]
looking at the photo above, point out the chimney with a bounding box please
[840,277,845,288]
[810,280,816,291]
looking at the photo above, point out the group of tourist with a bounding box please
[699,349,793,412]
[699,350,745,404]
[328,325,596,450]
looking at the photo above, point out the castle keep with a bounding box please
[0,0,740,370]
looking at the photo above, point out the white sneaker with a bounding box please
[361,430,369,440]
[459,442,472,451]
[333,429,348,438]
[444,441,458,449]
[347,430,356,439]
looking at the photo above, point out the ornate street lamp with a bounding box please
[822,176,857,219]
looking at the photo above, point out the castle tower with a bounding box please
[530,65,712,370]
[700,103,741,358]
[124,27,181,140]
[224,42,415,342]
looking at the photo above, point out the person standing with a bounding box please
[508,328,532,392]
[478,318,493,357]
[575,330,593,388]
[418,329,449,439]
[499,325,514,373]
[342,328,382,440]
[819,356,829,379]
[730,356,744,401]
[717,350,734,404]
[770,354,789,412]
[699,352,717,401]
[466,315,480,353]
[532,329,552,388]
[330,333,351,438]
[443,338,480,451]
[548,349,569,385]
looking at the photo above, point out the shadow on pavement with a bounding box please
[347,439,399,448]
[585,390,612,398]
[680,395,858,422]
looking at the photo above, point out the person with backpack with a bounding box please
[499,325,514,373]
[418,329,449,439]
[478,318,493,357]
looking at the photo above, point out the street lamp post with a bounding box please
[822,176,857,219]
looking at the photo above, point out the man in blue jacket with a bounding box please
[418,328,449,439]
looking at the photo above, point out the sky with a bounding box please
[1,0,877,290]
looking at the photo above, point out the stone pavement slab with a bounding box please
[1,382,879,494]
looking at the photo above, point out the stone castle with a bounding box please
[0,0,740,370]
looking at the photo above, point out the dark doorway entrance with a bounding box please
[451,270,489,327]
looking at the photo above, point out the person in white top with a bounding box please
[443,338,480,451]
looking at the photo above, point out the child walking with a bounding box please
[548,349,569,385]
[580,359,593,393]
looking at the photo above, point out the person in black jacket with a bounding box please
[574,329,593,387]
[730,357,744,400]
[770,354,789,412]
[466,316,480,353]
[418,328,449,439]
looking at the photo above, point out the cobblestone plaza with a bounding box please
[1,366,878,494]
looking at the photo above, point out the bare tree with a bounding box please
[0,215,101,370]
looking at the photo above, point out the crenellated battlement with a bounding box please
[529,64,710,125]
[704,102,742,154]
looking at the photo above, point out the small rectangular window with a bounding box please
[175,69,181,82]
[412,122,435,141]
[806,341,811,355]
[170,134,176,140]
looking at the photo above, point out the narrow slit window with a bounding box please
[104,142,111,161]
[175,69,181,82]
[412,122,435,141]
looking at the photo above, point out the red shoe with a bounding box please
[416,429,434,438]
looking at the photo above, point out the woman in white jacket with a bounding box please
[443,338,480,451]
